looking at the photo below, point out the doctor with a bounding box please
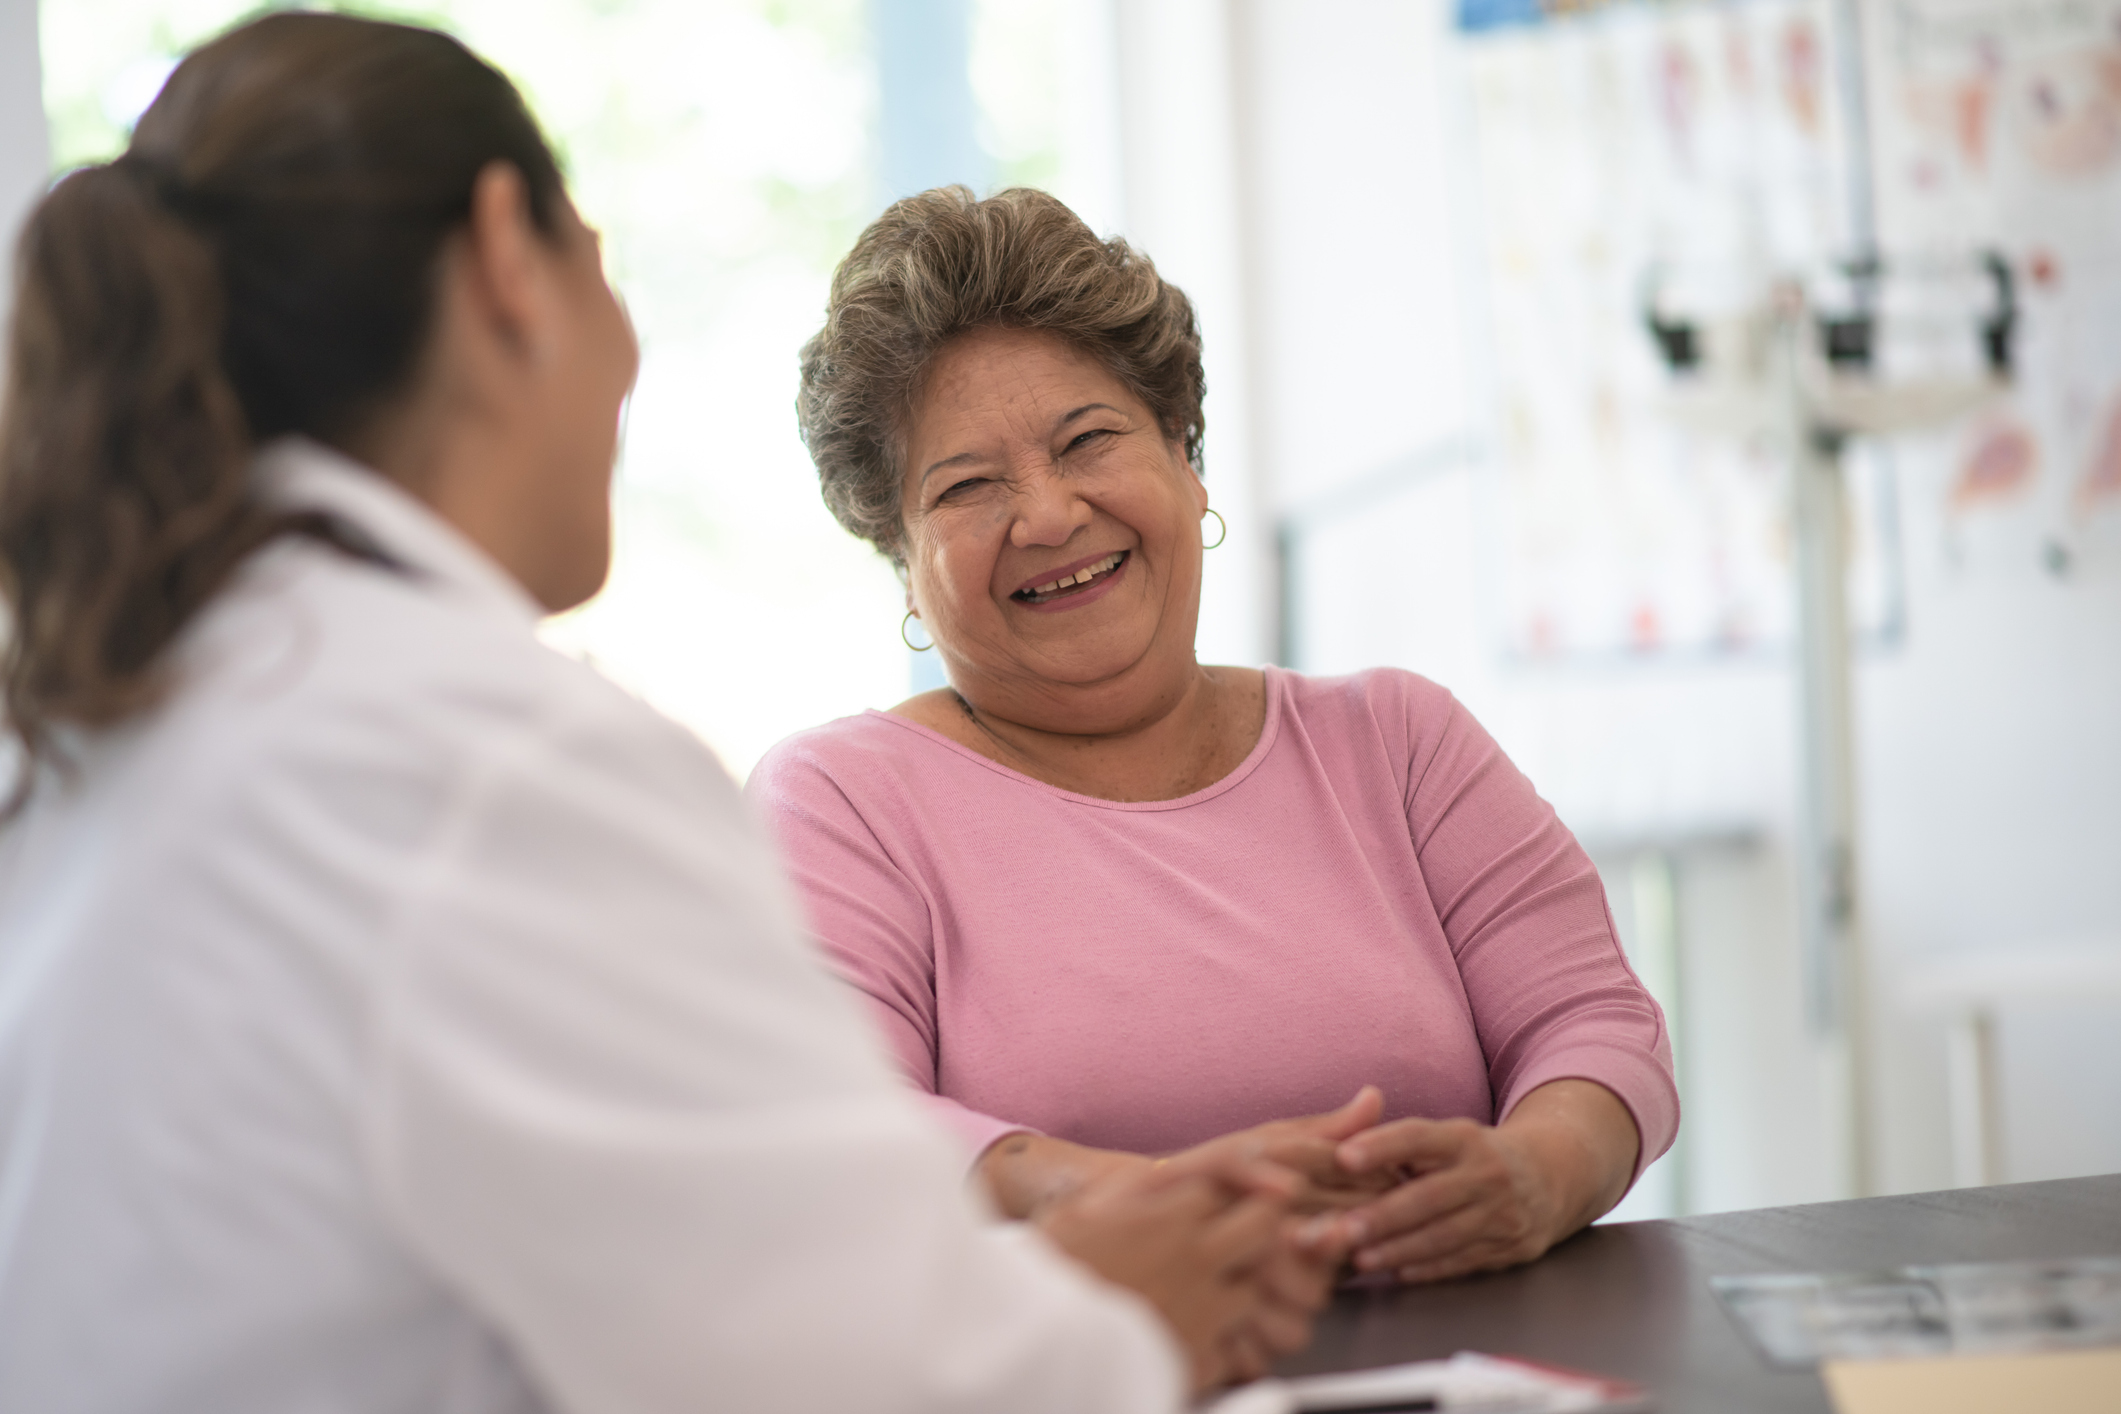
[0,13,1341,1413]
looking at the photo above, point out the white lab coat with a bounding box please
[0,439,1182,1414]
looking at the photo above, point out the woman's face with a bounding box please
[899,325,1209,730]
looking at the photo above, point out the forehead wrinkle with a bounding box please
[914,357,1052,477]
[905,327,1145,500]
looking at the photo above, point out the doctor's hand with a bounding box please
[1034,1147,1346,1393]
[1331,1079,1641,1284]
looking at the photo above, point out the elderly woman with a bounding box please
[750,187,1677,1284]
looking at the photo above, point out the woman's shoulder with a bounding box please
[1275,664,1460,731]
[747,707,970,811]
[1266,666,1490,795]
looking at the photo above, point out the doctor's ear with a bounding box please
[458,161,554,360]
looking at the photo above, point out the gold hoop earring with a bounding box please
[901,610,935,652]
[1202,507,1227,550]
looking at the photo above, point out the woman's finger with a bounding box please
[1353,1195,1513,1272]
[1256,1135,1350,1182]
[1243,1087,1387,1149]
[1301,1085,1385,1142]
[1336,1115,1473,1175]
[1392,1245,1509,1285]
[1295,1210,1360,1262]
[1244,1138,1394,1215]
[1343,1160,1490,1248]
[1156,1139,1302,1204]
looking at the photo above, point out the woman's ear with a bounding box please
[1177,439,1209,513]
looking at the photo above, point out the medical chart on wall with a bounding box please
[1454,0,2121,665]
[1864,0,2121,578]
[1458,0,1894,661]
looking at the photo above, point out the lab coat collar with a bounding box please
[254,437,546,630]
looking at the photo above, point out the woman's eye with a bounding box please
[938,477,986,501]
[1065,428,1114,453]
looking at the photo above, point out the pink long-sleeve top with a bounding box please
[748,667,1678,1180]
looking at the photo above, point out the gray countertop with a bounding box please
[1278,1173,2121,1413]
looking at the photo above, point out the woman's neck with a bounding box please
[895,663,1267,803]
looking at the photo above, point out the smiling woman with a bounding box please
[751,186,1683,1287]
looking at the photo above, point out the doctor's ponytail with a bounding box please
[0,12,564,811]
[0,160,259,763]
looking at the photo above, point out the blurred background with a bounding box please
[2,0,2115,1219]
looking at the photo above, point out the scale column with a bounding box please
[1780,307,1874,1200]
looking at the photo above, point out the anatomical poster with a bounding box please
[1456,0,1906,661]
[1864,0,2121,578]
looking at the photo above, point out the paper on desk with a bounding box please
[1822,1347,2121,1414]
[1713,1256,2121,1368]
[1199,1351,1649,1413]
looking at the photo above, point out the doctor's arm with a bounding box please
[361,692,1323,1409]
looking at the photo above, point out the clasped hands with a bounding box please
[1168,1085,1573,1284]
[986,1082,1629,1393]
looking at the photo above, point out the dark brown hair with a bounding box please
[795,186,1205,566]
[0,12,564,810]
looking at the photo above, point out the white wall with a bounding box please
[1224,0,2121,1207]
[1860,432,2121,1194]
[1108,0,1274,666]
[0,0,49,342]
[1232,0,1468,502]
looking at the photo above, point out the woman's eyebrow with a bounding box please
[1057,402,1120,430]
[919,450,982,486]
[920,403,1123,484]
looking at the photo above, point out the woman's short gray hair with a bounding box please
[795,186,1205,566]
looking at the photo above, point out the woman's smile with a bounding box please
[1012,550,1130,609]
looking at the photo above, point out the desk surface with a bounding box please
[1278,1173,2121,1413]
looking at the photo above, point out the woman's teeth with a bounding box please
[1019,551,1126,601]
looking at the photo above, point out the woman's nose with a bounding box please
[1009,465,1092,548]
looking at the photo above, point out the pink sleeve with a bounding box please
[746,744,1034,1164]
[1397,681,1679,1180]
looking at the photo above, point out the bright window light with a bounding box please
[40,0,912,780]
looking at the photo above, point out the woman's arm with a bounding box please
[746,741,1040,1157]
[978,1133,1152,1218]
[1399,689,1677,1163]
[1311,676,1676,1281]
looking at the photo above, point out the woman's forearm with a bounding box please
[975,1132,1152,1219]
[1497,1078,1641,1241]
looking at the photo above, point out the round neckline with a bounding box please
[863,664,1287,813]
